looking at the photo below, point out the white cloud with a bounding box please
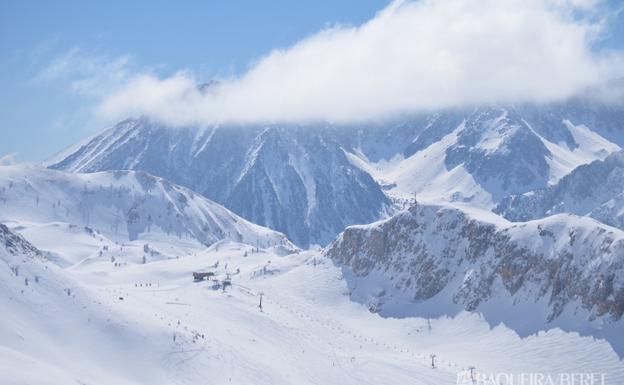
[82,0,624,125]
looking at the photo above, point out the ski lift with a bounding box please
[222,276,232,291]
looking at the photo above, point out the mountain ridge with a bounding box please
[323,201,624,354]
[0,165,295,253]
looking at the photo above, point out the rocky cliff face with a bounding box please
[0,223,42,259]
[324,203,624,326]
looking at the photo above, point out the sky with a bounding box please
[1,0,623,162]
[0,0,387,161]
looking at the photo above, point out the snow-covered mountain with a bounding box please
[324,202,624,355]
[47,121,390,247]
[0,165,294,257]
[345,104,621,208]
[47,102,623,246]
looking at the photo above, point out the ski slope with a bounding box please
[2,230,623,384]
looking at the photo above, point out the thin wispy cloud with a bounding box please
[0,152,20,166]
[45,0,624,126]
[35,48,134,98]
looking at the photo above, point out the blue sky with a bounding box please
[1,0,622,162]
[0,0,387,161]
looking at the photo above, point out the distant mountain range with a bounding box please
[496,150,624,229]
[47,100,624,246]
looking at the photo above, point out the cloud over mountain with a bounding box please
[91,0,624,125]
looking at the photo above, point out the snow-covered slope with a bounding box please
[324,202,624,355]
[0,224,174,385]
[0,165,295,259]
